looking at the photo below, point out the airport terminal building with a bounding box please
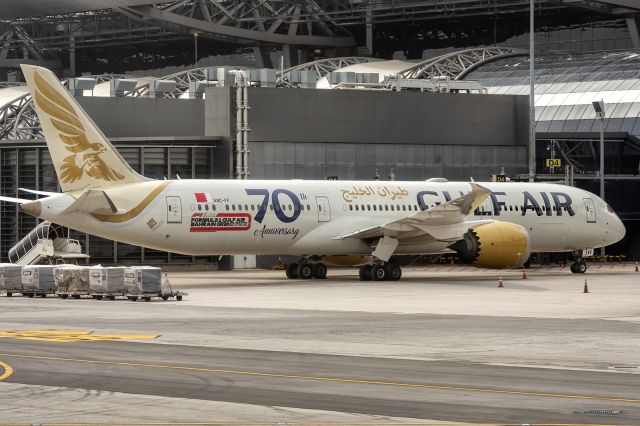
[1,1,640,265]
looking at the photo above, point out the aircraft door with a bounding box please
[316,196,331,222]
[583,198,596,223]
[166,196,182,223]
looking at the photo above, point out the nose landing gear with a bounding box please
[570,261,588,274]
[570,251,588,273]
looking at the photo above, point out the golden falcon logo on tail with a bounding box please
[33,71,124,184]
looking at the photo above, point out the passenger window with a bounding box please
[373,205,377,211]
[212,205,216,211]
[204,204,209,211]
[350,205,353,211]
[225,204,229,211]
[197,204,202,211]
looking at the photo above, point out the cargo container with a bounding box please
[54,265,91,298]
[88,266,126,299]
[124,266,162,294]
[21,265,57,297]
[0,264,23,296]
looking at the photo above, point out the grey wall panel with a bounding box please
[204,87,233,138]
[206,88,529,146]
[78,97,204,138]
[247,142,526,181]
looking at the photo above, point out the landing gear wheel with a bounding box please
[314,263,327,279]
[285,263,299,279]
[359,265,372,281]
[389,264,402,281]
[373,264,388,281]
[6,292,11,297]
[570,262,587,273]
[298,263,315,280]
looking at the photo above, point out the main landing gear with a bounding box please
[359,261,402,281]
[286,260,328,280]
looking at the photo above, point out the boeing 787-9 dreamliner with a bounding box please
[0,64,626,280]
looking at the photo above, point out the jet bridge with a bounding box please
[8,221,89,265]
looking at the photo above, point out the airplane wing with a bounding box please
[336,182,492,243]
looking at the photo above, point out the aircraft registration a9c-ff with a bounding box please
[2,65,626,280]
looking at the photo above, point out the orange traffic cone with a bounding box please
[635,262,638,272]
[522,269,527,279]
[498,276,504,288]
[583,279,589,293]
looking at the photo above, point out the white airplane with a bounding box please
[0,65,626,280]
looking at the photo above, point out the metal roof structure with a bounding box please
[1,0,638,76]
[464,49,640,138]
[396,47,527,80]
[278,57,382,87]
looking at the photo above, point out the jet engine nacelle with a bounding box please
[450,222,531,269]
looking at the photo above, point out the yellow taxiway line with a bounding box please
[0,352,638,405]
[0,329,158,342]
[0,360,14,381]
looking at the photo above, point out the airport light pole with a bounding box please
[593,99,606,257]
[193,32,199,66]
[528,0,536,182]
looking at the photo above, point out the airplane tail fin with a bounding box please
[20,64,147,193]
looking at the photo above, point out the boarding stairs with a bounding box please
[8,221,89,265]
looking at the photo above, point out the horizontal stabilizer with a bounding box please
[0,195,30,204]
[19,188,59,197]
[64,190,118,215]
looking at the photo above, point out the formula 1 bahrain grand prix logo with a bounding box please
[190,213,252,232]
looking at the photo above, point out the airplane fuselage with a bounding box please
[32,179,625,257]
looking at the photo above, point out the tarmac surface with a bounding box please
[0,264,639,424]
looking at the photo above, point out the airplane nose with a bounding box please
[610,216,626,244]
